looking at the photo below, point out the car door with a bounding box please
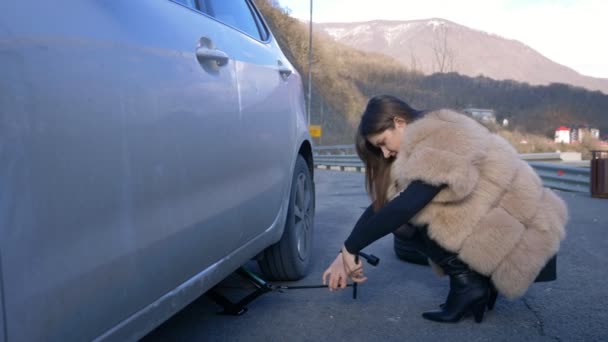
[202,0,298,246]
[0,0,244,340]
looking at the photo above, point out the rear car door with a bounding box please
[202,0,298,246]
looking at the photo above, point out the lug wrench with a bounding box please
[208,251,380,315]
[352,252,378,298]
[279,251,380,299]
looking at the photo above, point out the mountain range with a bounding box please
[316,19,608,95]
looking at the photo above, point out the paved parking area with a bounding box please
[143,170,608,342]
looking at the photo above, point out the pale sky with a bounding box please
[277,0,608,79]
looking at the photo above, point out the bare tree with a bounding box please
[409,48,420,73]
[431,24,454,73]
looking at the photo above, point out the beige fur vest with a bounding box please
[386,109,568,299]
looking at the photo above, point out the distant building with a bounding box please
[570,127,580,142]
[463,108,496,124]
[570,125,600,143]
[554,126,571,144]
[591,128,600,139]
[554,125,600,144]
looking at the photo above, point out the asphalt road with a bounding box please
[143,170,608,342]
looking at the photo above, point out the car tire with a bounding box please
[393,235,429,266]
[258,155,315,281]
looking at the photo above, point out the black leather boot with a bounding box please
[487,283,498,311]
[440,282,497,311]
[422,255,490,323]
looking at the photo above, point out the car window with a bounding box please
[172,0,197,9]
[203,0,264,40]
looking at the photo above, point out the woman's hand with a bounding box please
[341,246,368,284]
[322,247,369,291]
[322,254,349,291]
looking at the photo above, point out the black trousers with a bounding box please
[397,224,557,283]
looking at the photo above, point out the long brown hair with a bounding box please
[355,95,423,210]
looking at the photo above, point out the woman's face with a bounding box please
[367,117,406,159]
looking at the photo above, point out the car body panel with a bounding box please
[0,0,311,341]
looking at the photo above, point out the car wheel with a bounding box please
[394,235,429,266]
[258,155,315,280]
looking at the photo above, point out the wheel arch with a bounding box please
[298,140,314,179]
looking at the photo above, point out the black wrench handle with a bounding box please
[359,252,380,266]
[352,254,359,299]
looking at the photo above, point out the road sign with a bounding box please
[309,125,322,138]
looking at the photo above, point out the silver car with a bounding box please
[0,0,315,340]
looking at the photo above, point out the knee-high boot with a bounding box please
[417,229,491,323]
[422,255,490,323]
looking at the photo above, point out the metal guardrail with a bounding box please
[528,162,590,193]
[312,144,357,152]
[313,145,591,193]
[519,152,562,162]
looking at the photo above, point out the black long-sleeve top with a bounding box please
[343,180,444,254]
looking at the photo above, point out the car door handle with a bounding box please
[196,46,229,67]
[279,67,292,78]
[277,60,292,79]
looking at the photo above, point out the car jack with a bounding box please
[205,252,380,316]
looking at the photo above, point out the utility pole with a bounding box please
[307,0,313,127]
[319,102,324,145]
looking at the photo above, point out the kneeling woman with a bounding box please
[322,95,567,323]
